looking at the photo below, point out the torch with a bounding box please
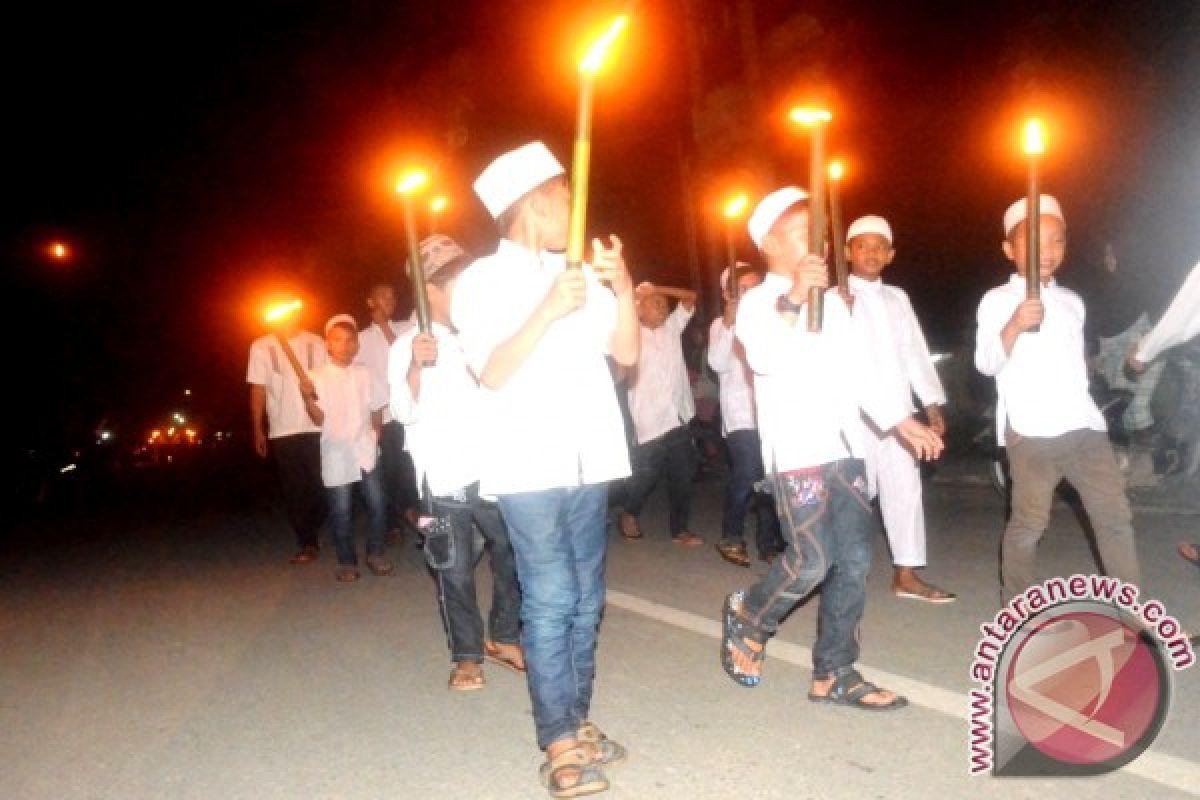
[264,299,314,398]
[722,192,749,299]
[566,15,629,270]
[789,108,833,332]
[396,170,436,366]
[827,160,848,293]
[1023,118,1046,332]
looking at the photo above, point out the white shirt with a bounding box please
[735,272,908,471]
[626,304,695,444]
[245,331,326,438]
[308,361,386,487]
[975,274,1105,444]
[388,322,485,497]
[451,238,631,495]
[356,319,413,425]
[1136,260,1200,364]
[849,274,947,412]
[707,316,757,435]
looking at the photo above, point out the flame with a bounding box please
[264,299,303,323]
[430,195,448,214]
[788,108,833,126]
[828,161,845,181]
[722,193,749,220]
[48,241,69,260]
[1023,119,1046,156]
[395,169,430,195]
[580,15,629,74]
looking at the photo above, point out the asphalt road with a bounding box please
[2,456,1198,799]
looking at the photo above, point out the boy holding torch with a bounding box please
[844,215,955,603]
[246,302,327,565]
[452,141,637,797]
[720,187,942,709]
[975,196,1140,599]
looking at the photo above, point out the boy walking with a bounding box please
[301,315,394,582]
[389,234,524,692]
[452,142,638,797]
[975,195,1140,598]
[845,215,955,603]
[720,188,943,710]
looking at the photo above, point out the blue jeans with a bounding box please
[740,459,875,677]
[499,483,608,751]
[326,466,387,567]
[719,429,785,559]
[431,486,522,662]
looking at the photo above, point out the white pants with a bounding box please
[862,428,926,567]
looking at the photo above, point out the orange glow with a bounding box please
[395,169,430,195]
[580,15,629,74]
[430,195,448,214]
[828,161,845,181]
[47,241,70,260]
[788,108,833,127]
[264,299,303,323]
[722,193,749,220]
[1023,118,1047,156]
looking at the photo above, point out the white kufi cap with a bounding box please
[747,187,809,249]
[324,313,358,336]
[846,214,893,244]
[473,141,566,219]
[1003,194,1064,237]
[719,262,752,292]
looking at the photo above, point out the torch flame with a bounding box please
[1023,119,1046,156]
[580,15,629,74]
[430,195,448,214]
[395,169,430,195]
[828,161,845,181]
[264,299,303,323]
[722,193,749,220]
[788,108,833,127]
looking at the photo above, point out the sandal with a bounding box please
[539,746,609,798]
[720,591,766,687]
[448,661,485,692]
[335,566,360,583]
[1178,542,1200,570]
[716,540,751,567]
[484,639,526,673]
[577,721,627,768]
[807,667,908,711]
[893,582,957,604]
[367,555,394,576]
[618,512,643,540]
[672,531,703,546]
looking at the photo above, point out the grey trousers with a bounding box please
[1002,427,1140,597]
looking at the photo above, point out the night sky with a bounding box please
[6,0,1198,449]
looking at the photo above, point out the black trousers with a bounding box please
[378,420,419,528]
[271,432,325,549]
[622,425,696,537]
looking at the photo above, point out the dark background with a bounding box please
[5,0,1198,456]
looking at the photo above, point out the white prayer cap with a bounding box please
[719,261,753,292]
[1003,194,1065,237]
[473,141,566,219]
[324,313,358,336]
[747,187,809,249]
[846,215,893,245]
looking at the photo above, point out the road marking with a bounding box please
[607,588,1200,794]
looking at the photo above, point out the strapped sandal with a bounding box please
[720,591,766,688]
[577,721,627,768]
[448,661,485,692]
[716,540,751,567]
[484,639,526,674]
[539,746,609,798]
[807,667,908,711]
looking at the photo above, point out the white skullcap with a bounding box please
[719,261,753,292]
[473,141,566,219]
[324,313,358,336]
[747,187,809,249]
[846,215,893,245]
[1003,194,1065,237]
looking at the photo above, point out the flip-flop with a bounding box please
[448,662,485,692]
[1178,542,1200,570]
[894,584,957,604]
[484,640,526,673]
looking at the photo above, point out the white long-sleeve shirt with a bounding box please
[451,239,630,495]
[975,274,1105,445]
[626,304,695,444]
[307,362,386,487]
[356,319,413,425]
[849,274,946,412]
[1135,260,1200,364]
[707,316,756,435]
[735,271,908,472]
[388,322,485,497]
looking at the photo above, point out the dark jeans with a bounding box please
[623,425,696,537]
[326,465,387,566]
[378,420,419,529]
[741,459,875,677]
[271,432,325,549]
[430,486,521,662]
[720,429,785,559]
[499,483,608,751]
